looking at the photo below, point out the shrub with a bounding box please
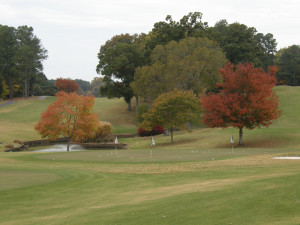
[5,144,13,149]
[96,121,113,139]
[137,104,149,123]
[138,125,164,137]
[13,139,23,145]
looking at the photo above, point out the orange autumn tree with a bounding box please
[201,63,281,145]
[54,78,79,93]
[35,91,99,151]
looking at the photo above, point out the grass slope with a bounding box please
[0,86,300,224]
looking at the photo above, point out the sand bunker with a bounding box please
[273,157,300,160]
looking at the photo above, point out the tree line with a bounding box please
[96,12,300,110]
[0,25,106,99]
[0,25,47,99]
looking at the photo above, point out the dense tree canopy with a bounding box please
[74,79,91,95]
[132,37,227,101]
[212,20,277,69]
[96,33,145,110]
[275,45,300,86]
[143,14,277,70]
[201,63,281,145]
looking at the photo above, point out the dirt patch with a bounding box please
[86,153,299,175]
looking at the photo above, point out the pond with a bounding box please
[33,144,86,152]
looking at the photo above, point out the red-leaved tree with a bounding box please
[54,78,79,93]
[201,63,281,145]
[35,91,99,151]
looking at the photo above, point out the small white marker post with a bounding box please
[231,135,234,154]
[150,136,155,159]
[114,135,119,157]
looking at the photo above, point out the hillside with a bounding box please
[0,87,300,224]
[0,86,300,151]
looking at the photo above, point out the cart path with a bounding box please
[0,96,48,108]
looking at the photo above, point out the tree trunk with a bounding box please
[239,127,243,145]
[67,138,70,151]
[127,100,132,111]
[186,122,191,131]
[170,128,174,143]
[9,76,13,99]
[135,96,139,112]
[30,80,34,96]
[24,75,29,98]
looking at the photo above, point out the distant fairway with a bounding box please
[0,86,300,224]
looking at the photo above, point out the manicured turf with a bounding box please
[0,86,300,224]
[0,150,299,225]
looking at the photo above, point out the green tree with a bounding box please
[276,45,300,86]
[256,33,277,69]
[74,79,91,93]
[212,21,277,69]
[0,25,17,98]
[179,12,209,38]
[15,26,48,98]
[144,12,210,63]
[141,89,201,143]
[132,37,227,101]
[90,77,104,97]
[96,33,144,111]
[0,76,9,99]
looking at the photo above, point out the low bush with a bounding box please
[96,121,113,140]
[13,139,23,145]
[5,144,13,149]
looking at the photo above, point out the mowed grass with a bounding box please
[0,86,300,224]
[0,151,299,225]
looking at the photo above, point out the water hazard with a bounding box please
[33,144,86,152]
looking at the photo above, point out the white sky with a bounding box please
[0,0,299,82]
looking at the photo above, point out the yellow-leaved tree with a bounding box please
[141,89,201,143]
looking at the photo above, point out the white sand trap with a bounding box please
[273,157,300,160]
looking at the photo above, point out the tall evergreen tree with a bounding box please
[0,25,17,98]
[15,26,48,98]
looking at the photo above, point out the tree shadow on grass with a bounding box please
[158,137,203,147]
[217,139,287,149]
